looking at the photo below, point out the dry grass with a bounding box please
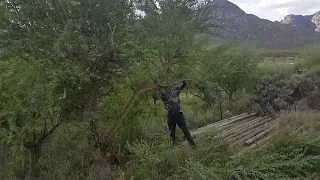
[274,110,320,135]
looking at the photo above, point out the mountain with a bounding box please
[281,12,320,32]
[207,0,320,49]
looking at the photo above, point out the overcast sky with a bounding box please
[228,0,320,21]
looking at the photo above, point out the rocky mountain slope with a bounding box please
[281,12,320,32]
[208,0,320,49]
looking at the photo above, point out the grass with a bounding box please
[274,110,320,135]
[2,50,320,180]
[258,57,302,77]
[122,111,320,180]
[121,109,320,180]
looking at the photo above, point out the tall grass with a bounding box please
[122,110,320,180]
[301,51,320,69]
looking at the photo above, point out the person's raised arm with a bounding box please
[175,81,187,94]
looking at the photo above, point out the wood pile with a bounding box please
[189,113,278,155]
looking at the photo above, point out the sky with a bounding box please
[228,0,320,21]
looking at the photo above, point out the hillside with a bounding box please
[208,0,320,49]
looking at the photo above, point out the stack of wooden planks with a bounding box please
[188,113,278,155]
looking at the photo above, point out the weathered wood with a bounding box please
[226,117,274,140]
[245,125,275,145]
[218,113,257,129]
[230,132,278,159]
[223,117,272,139]
[215,113,248,126]
[192,113,254,136]
[228,126,266,144]
[191,113,247,135]
[220,116,260,133]
[230,123,270,145]
[221,116,265,136]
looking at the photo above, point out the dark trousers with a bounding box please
[168,112,195,147]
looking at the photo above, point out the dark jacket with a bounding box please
[155,81,186,114]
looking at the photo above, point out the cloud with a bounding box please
[228,0,320,21]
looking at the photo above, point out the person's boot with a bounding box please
[188,139,196,149]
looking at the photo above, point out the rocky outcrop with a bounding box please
[312,12,320,32]
[206,0,320,49]
[281,11,320,32]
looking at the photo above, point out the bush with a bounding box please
[248,73,320,115]
[227,135,320,180]
[248,75,293,115]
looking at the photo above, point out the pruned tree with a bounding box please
[0,0,214,179]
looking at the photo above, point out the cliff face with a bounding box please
[207,0,320,49]
[281,11,320,32]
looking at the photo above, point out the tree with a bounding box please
[199,46,259,105]
[0,0,214,179]
[0,60,66,179]
[0,0,136,178]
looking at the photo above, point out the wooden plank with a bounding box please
[245,125,275,145]
[218,113,257,129]
[226,118,274,141]
[220,116,260,133]
[221,116,266,137]
[229,131,278,159]
[230,122,272,145]
[191,113,248,136]
[192,113,255,137]
[223,117,272,139]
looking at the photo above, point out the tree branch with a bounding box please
[38,121,63,145]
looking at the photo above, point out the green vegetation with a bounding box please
[0,0,319,180]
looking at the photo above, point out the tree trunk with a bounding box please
[228,93,233,110]
[93,148,116,180]
[219,96,223,120]
[26,144,42,180]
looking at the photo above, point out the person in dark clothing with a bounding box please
[154,81,196,148]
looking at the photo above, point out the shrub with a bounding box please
[248,73,320,115]
[248,75,293,115]
[227,135,320,179]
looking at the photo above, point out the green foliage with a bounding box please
[1,0,320,179]
[123,130,320,180]
[197,46,259,102]
[0,59,62,149]
[228,134,320,179]
[128,0,213,87]
[301,51,320,69]
[249,72,320,115]
[38,124,95,180]
[124,132,230,180]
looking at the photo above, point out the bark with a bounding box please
[224,117,272,139]
[190,114,247,137]
[229,124,267,145]
[228,93,233,109]
[245,125,275,145]
[218,113,257,131]
[191,113,254,137]
[222,116,262,138]
[230,132,277,159]
[25,144,42,180]
[93,148,115,180]
[219,97,223,120]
